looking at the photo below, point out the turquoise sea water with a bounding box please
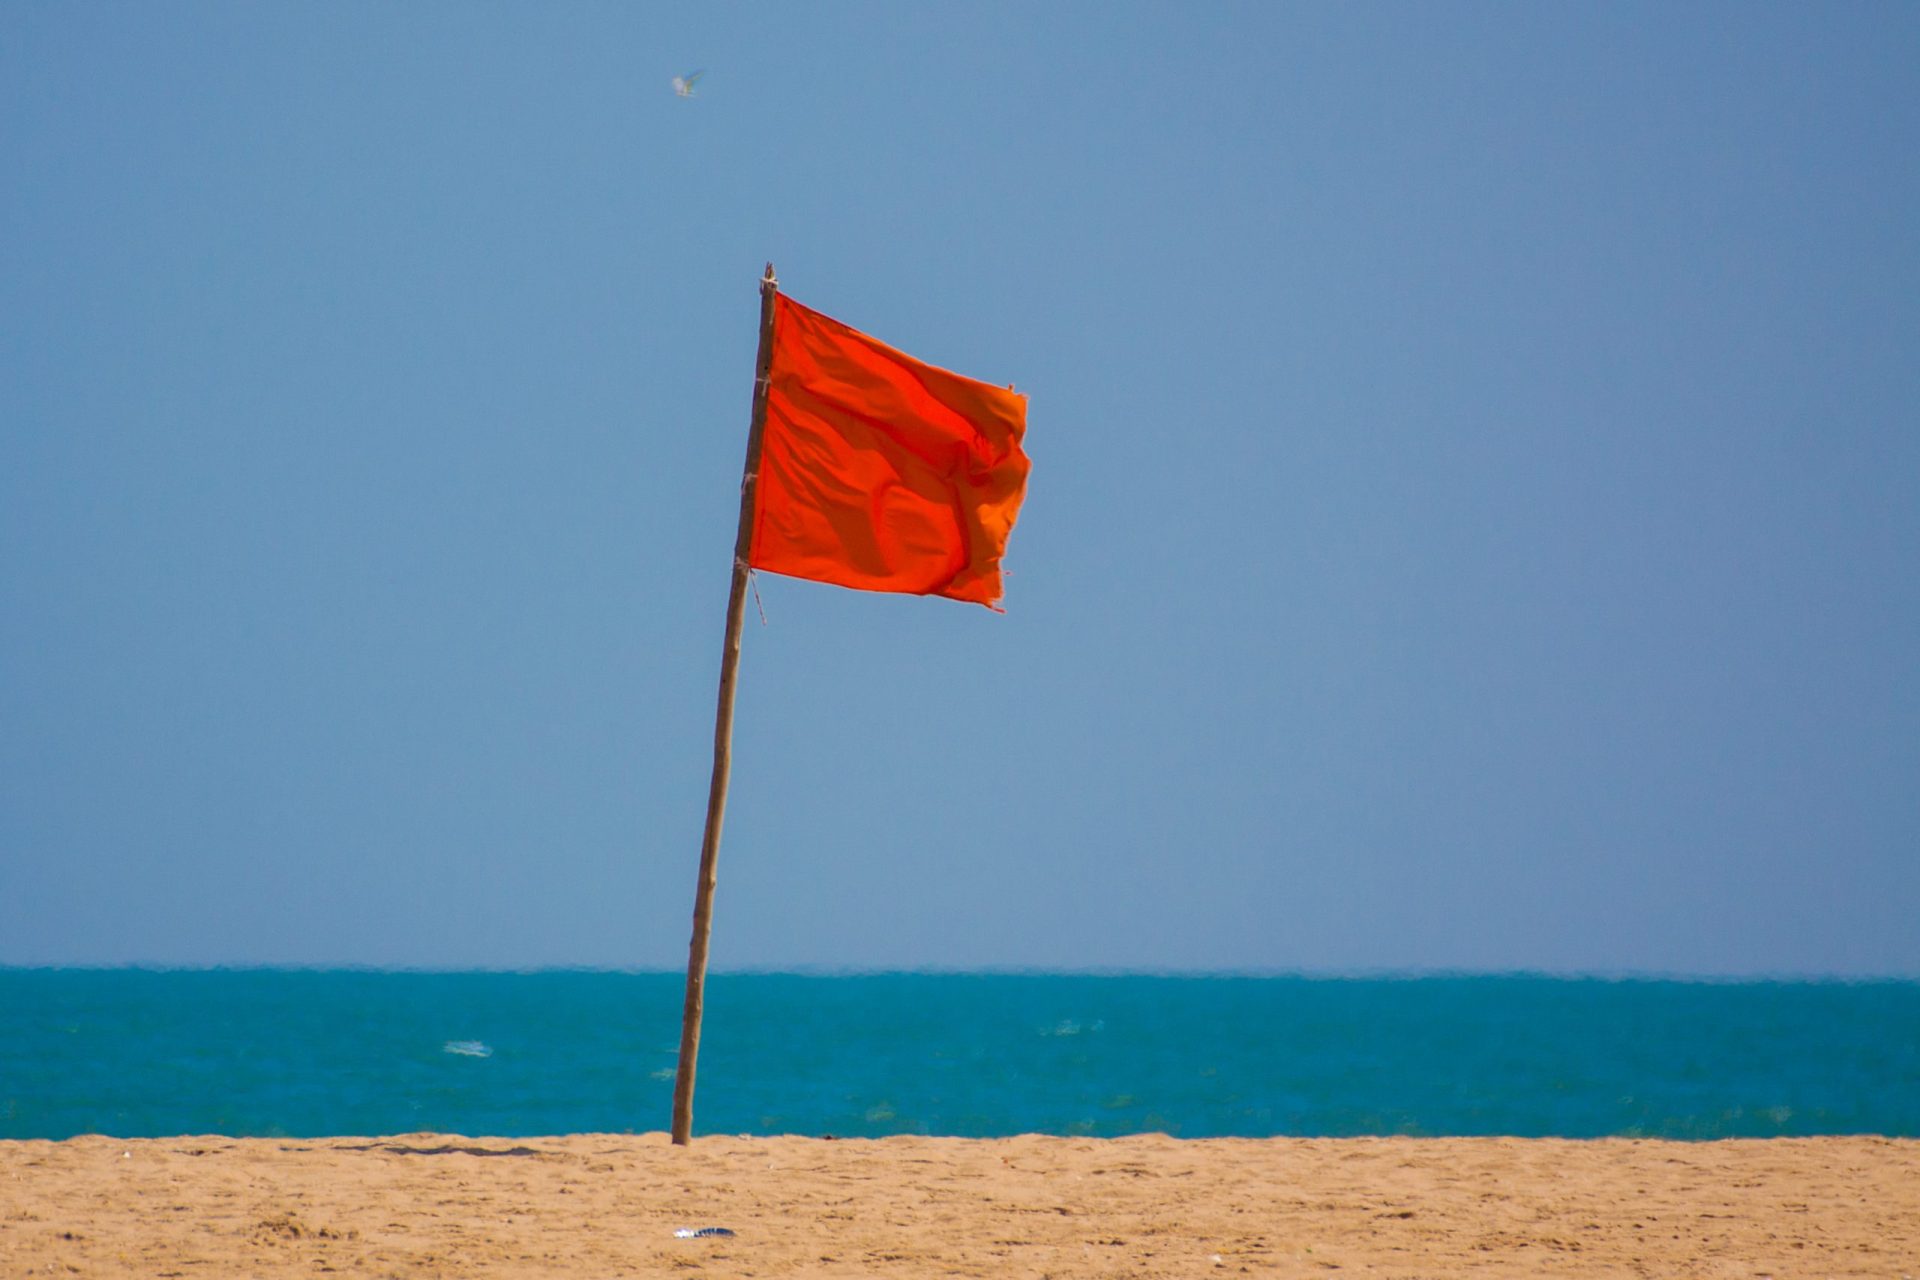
[1,970,1915,1141]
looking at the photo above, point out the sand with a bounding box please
[2,1133,1915,1277]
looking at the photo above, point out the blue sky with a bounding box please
[3,3,1915,975]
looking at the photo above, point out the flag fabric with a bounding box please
[748,294,1030,610]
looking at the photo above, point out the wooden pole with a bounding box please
[671,263,779,1146]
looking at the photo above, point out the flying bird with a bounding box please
[672,70,704,98]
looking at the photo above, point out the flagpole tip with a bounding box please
[762,262,777,289]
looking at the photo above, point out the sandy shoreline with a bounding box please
[3,1133,1915,1277]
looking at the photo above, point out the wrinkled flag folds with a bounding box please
[749,295,1030,610]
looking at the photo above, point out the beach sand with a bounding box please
[2,1133,1915,1277]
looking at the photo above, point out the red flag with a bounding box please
[748,294,1031,610]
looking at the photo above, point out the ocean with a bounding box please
[2,970,1915,1141]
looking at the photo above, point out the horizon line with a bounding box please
[2,962,1916,985]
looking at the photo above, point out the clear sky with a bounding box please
[3,3,1915,975]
